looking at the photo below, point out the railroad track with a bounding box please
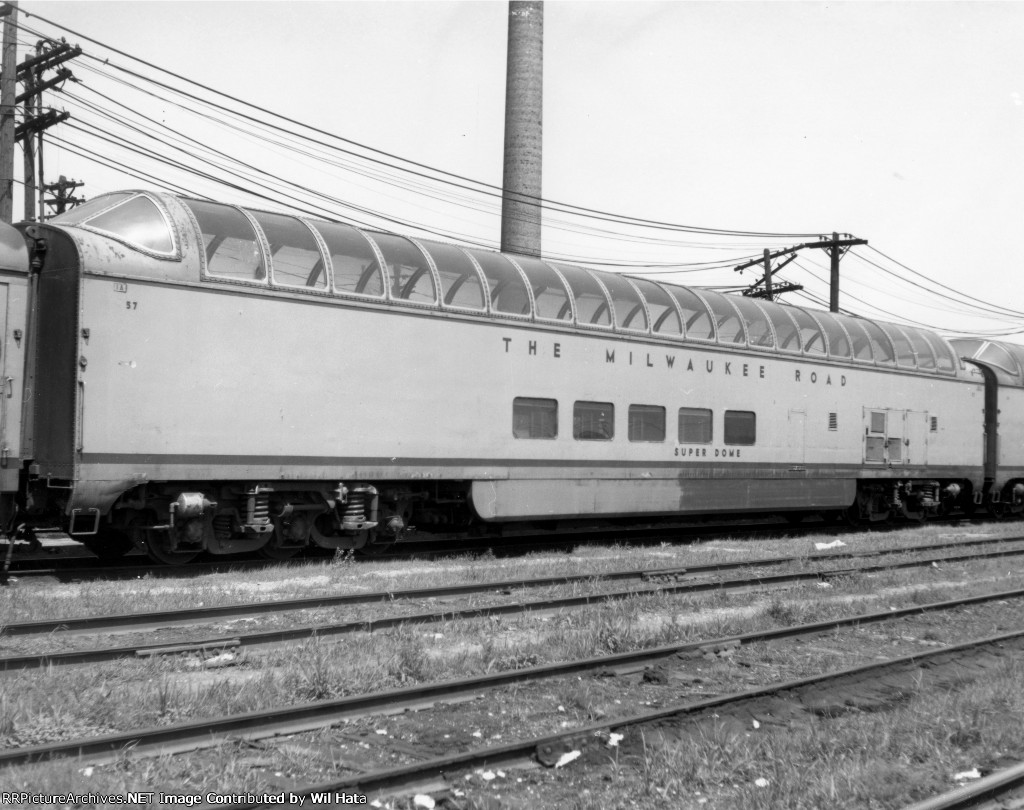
[227,626,1024,808]
[905,763,1024,810]
[2,519,802,577]
[3,541,1023,670]
[2,516,995,581]
[4,534,1019,638]
[0,584,1019,790]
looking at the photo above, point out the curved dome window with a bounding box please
[184,199,264,280]
[787,307,826,356]
[50,192,133,225]
[468,249,530,316]
[311,220,384,298]
[631,278,681,335]
[670,286,715,341]
[512,256,571,322]
[550,263,612,327]
[366,232,437,304]
[63,193,176,256]
[250,210,325,290]
[699,291,745,345]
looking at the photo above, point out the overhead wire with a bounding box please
[783,261,1024,336]
[64,59,798,259]
[52,63,774,266]
[857,246,1024,320]
[14,8,1024,334]
[20,8,822,240]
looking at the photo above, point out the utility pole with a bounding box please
[21,64,33,221]
[17,38,79,220]
[0,2,17,224]
[43,174,83,215]
[735,233,866,307]
[822,231,866,312]
[735,246,802,300]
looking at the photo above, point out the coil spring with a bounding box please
[248,488,271,526]
[213,514,233,540]
[343,492,366,523]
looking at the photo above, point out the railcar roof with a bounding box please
[950,337,1024,386]
[49,190,960,375]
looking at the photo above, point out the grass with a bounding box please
[3,522,1024,803]
[3,522,1020,627]
[626,655,1024,809]
[4,550,1024,748]
[492,655,1024,810]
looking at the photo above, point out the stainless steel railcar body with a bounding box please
[20,190,986,560]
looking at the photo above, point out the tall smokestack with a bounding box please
[500,1,543,257]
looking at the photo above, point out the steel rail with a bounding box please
[2,585,1023,771]
[3,535,1019,638]
[2,545,1022,671]
[4,521,1011,580]
[1,520,802,575]
[223,627,1024,808]
[904,762,1024,810]
[2,544,1023,670]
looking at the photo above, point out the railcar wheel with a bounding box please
[354,530,396,558]
[869,509,893,527]
[82,527,135,561]
[841,505,862,528]
[141,530,201,565]
[989,501,1011,520]
[355,542,394,558]
[258,538,302,560]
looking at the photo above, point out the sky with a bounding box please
[10,0,1024,341]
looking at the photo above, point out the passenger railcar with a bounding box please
[5,190,1013,562]
[0,220,31,539]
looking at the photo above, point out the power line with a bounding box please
[21,8,822,240]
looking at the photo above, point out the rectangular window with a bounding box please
[865,436,885,462]
[678,407,712,444]
[513,397,557,439]
[724,410,756,445]
[870,411,886,434]
[887,438,903,462]
[828,412,838,431]
[628,405,666,442]
[573,401,614,441]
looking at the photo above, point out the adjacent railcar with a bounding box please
[0,220,31,534]
[950,338,1024,515]
[16,190,988,562]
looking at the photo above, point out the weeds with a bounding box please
[7,527,1024,803]
[294,636,339,700]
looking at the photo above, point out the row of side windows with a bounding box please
[513,398,756,445]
